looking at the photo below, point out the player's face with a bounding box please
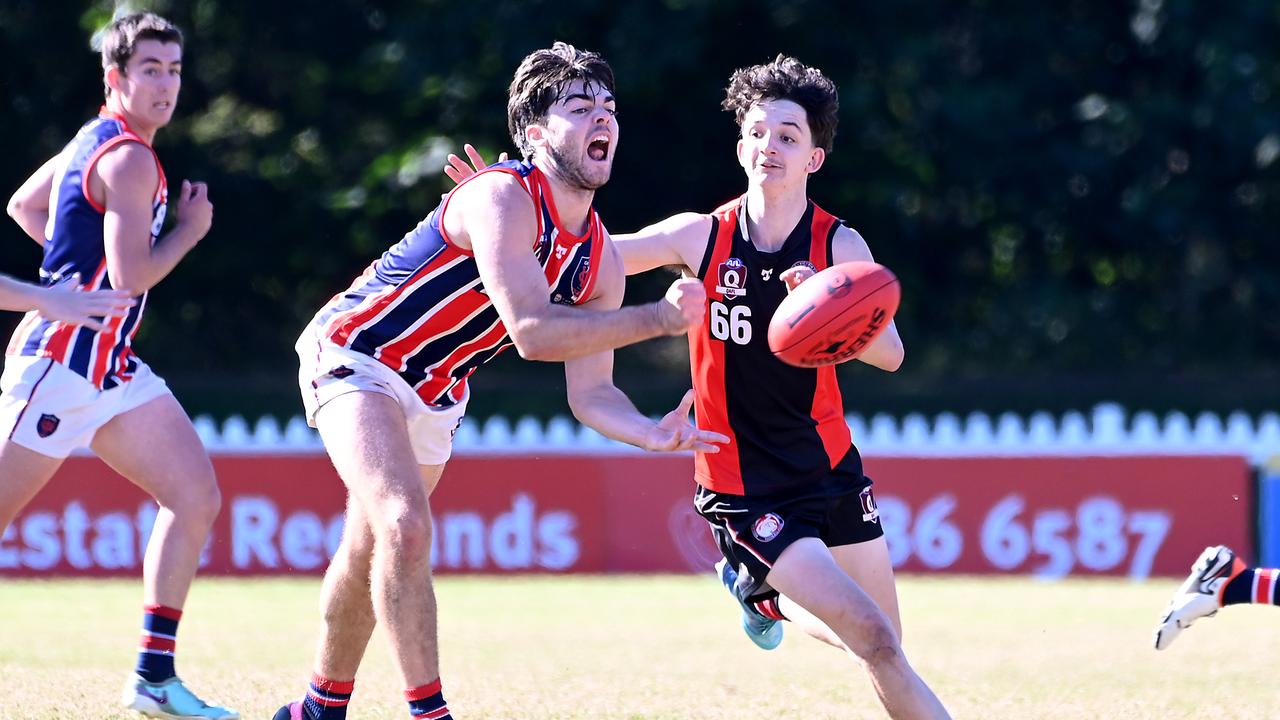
[533,79,618,191]
[736,99,825,191]
[109,39,183,131]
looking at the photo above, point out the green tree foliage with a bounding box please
[1,0,1276,416]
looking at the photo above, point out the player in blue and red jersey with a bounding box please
[275,43,725,720]
[0,13,235,720]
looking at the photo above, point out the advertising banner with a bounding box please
[0,453,1249,578]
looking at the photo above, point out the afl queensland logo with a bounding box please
[859,486,880,523]
[751,512,784,542]
[716,257,747,299]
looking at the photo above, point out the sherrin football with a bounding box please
[767,261,900,368]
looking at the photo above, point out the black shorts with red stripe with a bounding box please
[694,475,884,602]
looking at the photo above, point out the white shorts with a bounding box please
[295,330,467,466]
[0,355,173,459]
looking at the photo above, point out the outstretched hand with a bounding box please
[644,389,730,453]
[35,274,135,331]
[444,144,509,185]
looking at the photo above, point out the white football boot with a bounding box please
[1154,545,1243,650]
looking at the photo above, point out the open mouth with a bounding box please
[154,101,172,111]
[588,135,610,161]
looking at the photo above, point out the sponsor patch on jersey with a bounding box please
[36,413,60,438]
[751,512,784,542]
[860,486,880,523]
[716,257,747,299]
[761,268,774,281]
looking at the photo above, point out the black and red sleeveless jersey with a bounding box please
[688,195,863,496]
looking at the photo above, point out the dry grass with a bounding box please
[2,574,1280,719]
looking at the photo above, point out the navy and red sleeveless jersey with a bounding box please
[6,108,167,390]
[688,196,863,496]
[309,159,604,407]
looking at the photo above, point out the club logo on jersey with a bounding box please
[329,366,355,379]
[36,414,60,438]
[716,258,747,299]
[752,513,784,542]
[571,255,591,299]
[859,486,880,523]
[790,260,817,277]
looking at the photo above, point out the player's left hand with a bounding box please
[780,264,816,292]
[444,144,509,185]
[644,389,729,453]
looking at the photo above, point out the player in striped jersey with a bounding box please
[453,56,950,719]
[1155,545,1280,649]
[0,13,235,720]
[276,43,725,720]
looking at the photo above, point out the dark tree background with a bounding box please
[2,0,1277,420]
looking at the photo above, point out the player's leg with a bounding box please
[313,391,448,717]
[768,538,950,720]
[294,463,448,720]
[1154,545,1280,649]
[775,537,902,650]
[0,440,63,535]
[91,393,235,720]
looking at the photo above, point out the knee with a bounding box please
[847,616,905,668]
[371,504,433,558]
[167,470,222,527]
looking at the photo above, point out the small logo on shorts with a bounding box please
[752,512,784,542]
[329,366,355,379]
[860,486,880,523]
[36,414,60,438]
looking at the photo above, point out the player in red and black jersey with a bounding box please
[447,55,948,719]
[616,57,950,719]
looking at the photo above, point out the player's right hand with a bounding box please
[35,274,135,331]
[176,179,214,240]
[444,144,509,185]
[644,389,730,453]
[657,278,706,334]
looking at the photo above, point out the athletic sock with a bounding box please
[136,604,181,682]
[303,674,354,720]
[750,595,787,621]
[406,678,452,719]
[1222,567,1280,606]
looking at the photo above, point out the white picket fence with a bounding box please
[192,403,1280,464]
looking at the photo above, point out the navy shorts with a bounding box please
[694,476,884,601]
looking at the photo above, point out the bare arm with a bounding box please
[781,225,905,372]
[445,172,703,361]
[7,155,59,246]
[564,245,728,452]
[96,143,212,294]
[0,274,134,331]
[613,212,714,277]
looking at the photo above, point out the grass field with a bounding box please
[3,574,1280,719]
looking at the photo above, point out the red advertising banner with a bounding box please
[0,453,1249,578]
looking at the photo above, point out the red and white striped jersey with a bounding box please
[309,160,604,407]
[7,108,167,390]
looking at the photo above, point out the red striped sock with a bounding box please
[136,604,181,682]
[751,596,787,621]
[406,678,452,720]
[303,674,354,720]
[1222,567,1280,606]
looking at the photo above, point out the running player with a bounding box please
[275,42,724,720]
[0,13,235,720]
[1155,545,1280,649]
[450,55,951,719]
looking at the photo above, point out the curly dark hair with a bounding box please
[98,12,184,98]
[722,55,838,153]
[507,42,616,158]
